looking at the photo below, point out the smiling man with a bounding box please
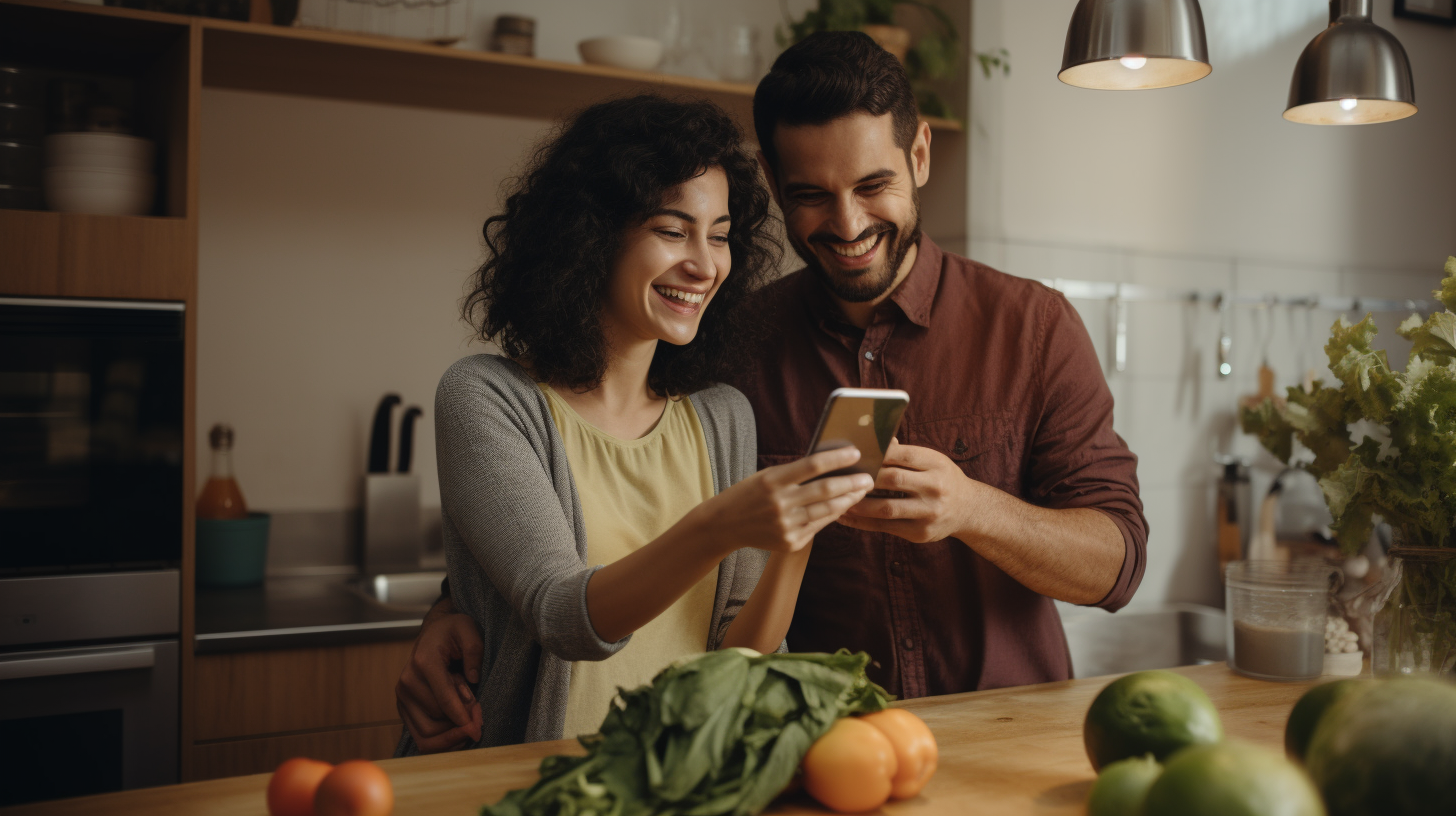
[730,32,1147,698]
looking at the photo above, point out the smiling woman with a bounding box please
[396,95,881,753]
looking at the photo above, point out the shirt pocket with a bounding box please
[902,413,1021,493]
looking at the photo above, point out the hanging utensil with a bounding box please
[1106,284,1128,375]
[1217,291,1232,378]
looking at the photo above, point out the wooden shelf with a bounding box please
[1,0,961,133]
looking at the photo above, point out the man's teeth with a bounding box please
[829,233,881,258]
[655,286,705,305]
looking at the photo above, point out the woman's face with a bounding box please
[604,167,732,349]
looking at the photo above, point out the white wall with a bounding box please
[970,0,1456,607]
[196,0,821,513]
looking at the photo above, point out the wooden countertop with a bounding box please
[4,663,1316,816]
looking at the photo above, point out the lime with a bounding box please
[1086,754,1161,816]
[1141,740,1325,816]
[1083,670,1223,770]
[1305,677,1456,816]
[1283,679,1373,762]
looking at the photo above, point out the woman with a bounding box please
[411,96,872,751]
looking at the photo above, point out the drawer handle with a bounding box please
[0,645,156,681]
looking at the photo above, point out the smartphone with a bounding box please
[804,387,910,485]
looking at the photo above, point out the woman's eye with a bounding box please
[656,229,686,239]
[710,234,729,244]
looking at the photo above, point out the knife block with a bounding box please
[362,473,420,575]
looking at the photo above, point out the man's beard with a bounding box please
[789,198,922,305]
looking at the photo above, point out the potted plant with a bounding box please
[777,0,961,119]
[1241,256,1456,678]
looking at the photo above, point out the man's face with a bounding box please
[764,113,930,303]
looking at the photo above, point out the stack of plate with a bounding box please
[0,66,44,210]
[43,131,155,216]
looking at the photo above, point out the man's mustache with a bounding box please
[807,223,896,246]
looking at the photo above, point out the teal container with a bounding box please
[196,512,270,587]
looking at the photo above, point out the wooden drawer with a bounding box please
[192,723,404,781]
[195,640,412,741]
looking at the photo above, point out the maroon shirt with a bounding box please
[728,236,1147,697]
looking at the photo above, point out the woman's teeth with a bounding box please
[829,233,881,258]
[655,286,705,305]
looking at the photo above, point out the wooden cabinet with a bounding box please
[191,640,413,780]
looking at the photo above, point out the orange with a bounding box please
[800,717,898,813]
[314,760,394,816]
[267,757,333,816]
[860,708,938,799]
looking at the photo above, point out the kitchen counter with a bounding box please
[194,574,425,653]
[4,663,1318,815]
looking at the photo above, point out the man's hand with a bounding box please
[837,440,973,543]
[396,611,485,753]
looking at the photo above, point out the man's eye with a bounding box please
[857,183,888,195]
[794,193,829,204]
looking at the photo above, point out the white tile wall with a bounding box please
[983,237,1448,608]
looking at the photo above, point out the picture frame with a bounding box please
[1394,0,1456,25]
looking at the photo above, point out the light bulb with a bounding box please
[1119,55,1148,70]
[1339,98,1358,111]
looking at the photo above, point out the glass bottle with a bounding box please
[197,423,248,520]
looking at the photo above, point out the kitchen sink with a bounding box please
[1057,603,1226,679]
[348,571,446,613]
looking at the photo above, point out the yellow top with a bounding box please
[539,384,719,738]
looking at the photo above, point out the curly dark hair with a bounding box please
[465,95,779,397]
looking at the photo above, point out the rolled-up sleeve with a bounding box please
[1026,293,1147,611]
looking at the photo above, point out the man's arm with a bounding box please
[838,443,1125,604]
[395,590,486,753]
[840,289,1145,608]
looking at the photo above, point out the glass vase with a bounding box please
[1371,546,1456,678]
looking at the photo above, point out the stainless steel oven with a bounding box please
[0,297,184,804]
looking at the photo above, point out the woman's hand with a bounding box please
[700,446,874,555]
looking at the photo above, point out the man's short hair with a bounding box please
[753,30,919,173]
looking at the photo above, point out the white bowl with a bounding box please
[44,166,155,216]
[45,132,155,173]
[578,36,663,72]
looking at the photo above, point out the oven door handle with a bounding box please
[0,644,156,681]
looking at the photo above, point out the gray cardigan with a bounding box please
[397,354,768,754]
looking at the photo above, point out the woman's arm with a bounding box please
[582,450,871,644]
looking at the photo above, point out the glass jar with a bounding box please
[1225,560,1340,682]
[1372,546,1456,678]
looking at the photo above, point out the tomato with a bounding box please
[800,717,898,813]
[314,760,395,816]
[267,757,334,816]
[860,708,939,799]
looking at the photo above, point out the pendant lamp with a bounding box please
[1059,0,1211,90]
[1284,0,1416,125]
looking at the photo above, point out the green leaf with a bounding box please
[1436,256,1456,312]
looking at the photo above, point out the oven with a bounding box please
[0,297,184,805]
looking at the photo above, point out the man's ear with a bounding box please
[756,149,784,210]
[910,121,931,188]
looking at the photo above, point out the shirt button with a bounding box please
[890,561,904,576]
[864,350,875,361]
[902,637,915,651]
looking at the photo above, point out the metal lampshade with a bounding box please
[1059,0,1211,90]
[1284,0,1416,125]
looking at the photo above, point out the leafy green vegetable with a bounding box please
[481,650,891,816]
[1240,257,1456,554]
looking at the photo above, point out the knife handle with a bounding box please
[398,407,423,474]
[368,394,401,474]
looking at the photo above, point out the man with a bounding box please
[396,32,1146,752]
